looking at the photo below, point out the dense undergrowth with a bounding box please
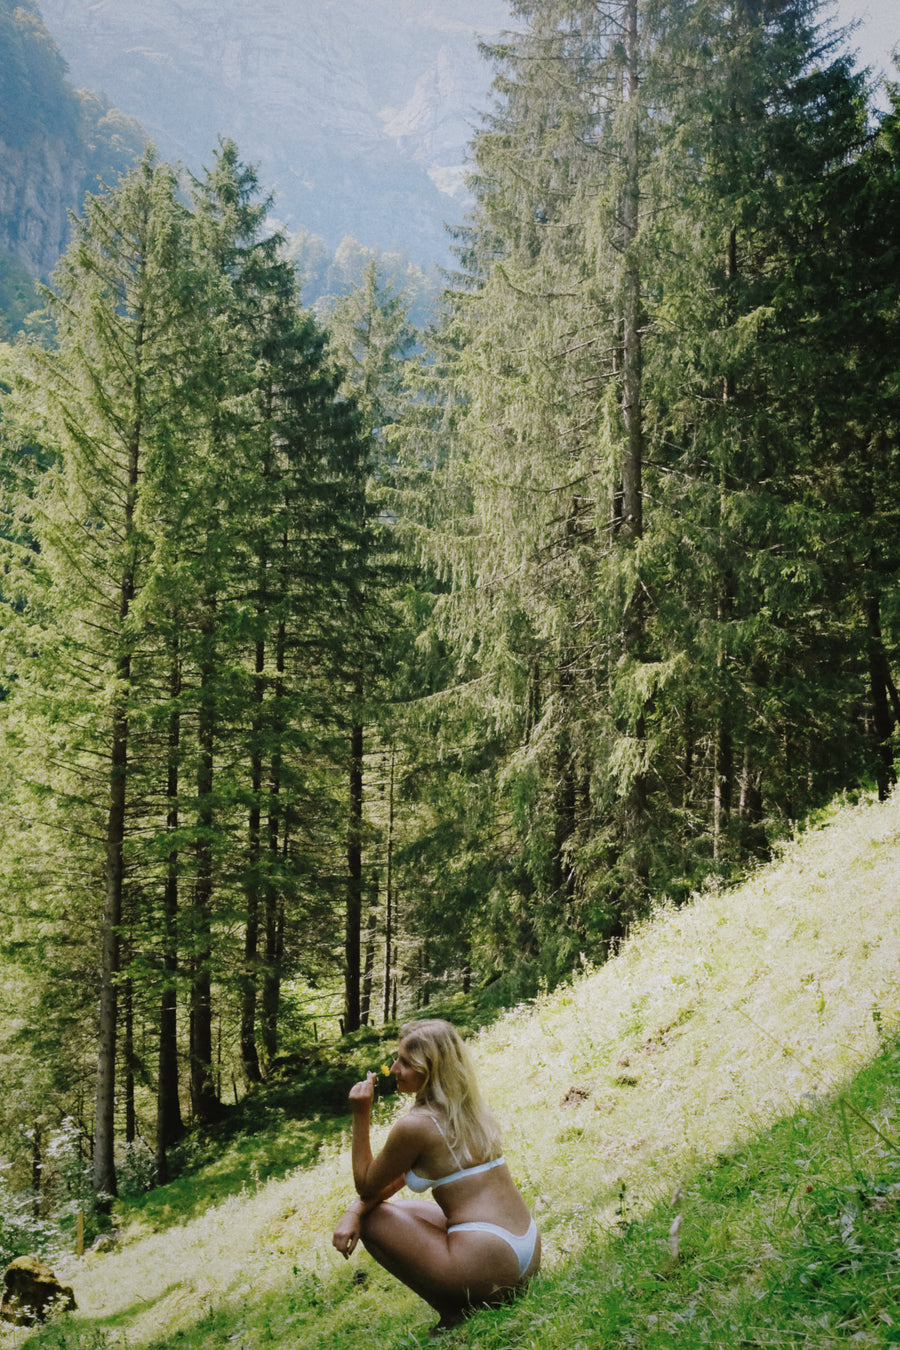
[4,789,900,1349]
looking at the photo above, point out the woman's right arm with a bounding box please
[348,1073,424,1199]
[334,1069,412,1258]
[349,1071,378,1191]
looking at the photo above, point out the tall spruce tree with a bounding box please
[405,0,663,968]
[642,0,877,850]
[327,261,413,1029]
[3,150,195,1197]
[768,67,900,801]
[185,140,370,1071]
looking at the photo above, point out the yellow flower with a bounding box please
[380,1062,391,1077]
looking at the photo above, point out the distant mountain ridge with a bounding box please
[37,0,514,269]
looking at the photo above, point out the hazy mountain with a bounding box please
[0,0,143,322]
[37,0,514,269]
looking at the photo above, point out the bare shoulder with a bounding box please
[387,1105,436,1149]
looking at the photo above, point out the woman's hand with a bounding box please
[348,1070,376,1112]
[332,1207,362,1259]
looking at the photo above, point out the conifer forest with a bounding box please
[0,0,898,1210]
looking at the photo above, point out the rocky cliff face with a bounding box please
[38,0,513,267]
[0,133,83,276]
[0,0,145,282]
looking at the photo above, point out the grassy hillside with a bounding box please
[5,789,900,1349]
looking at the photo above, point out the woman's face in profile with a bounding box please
[390,1041,427,1095]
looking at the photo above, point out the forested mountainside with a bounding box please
[37,0,513,268]
[0,0,144,330]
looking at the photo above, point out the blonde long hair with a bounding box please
[399,1018,502,1166]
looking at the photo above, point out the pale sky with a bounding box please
[831,0,898,87]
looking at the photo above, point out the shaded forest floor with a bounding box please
[6,789,900,1349]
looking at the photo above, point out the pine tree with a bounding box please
[185,140,370,1071]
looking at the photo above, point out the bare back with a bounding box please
[405,1106,533,1232]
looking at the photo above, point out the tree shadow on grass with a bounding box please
[18,1260,434,1350]
[120,1041,399,1230]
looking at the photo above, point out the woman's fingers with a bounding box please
[333,1214,361,1258]
[348,1070,377,1103]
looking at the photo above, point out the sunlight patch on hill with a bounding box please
[476,791,900,1268]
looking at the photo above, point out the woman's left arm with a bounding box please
[332,1179,404,1259]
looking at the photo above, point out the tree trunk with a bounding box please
[713,720,733,862]
[382,748,395,1025]
[713,224,740,862]
[260,886,284,1066]
[93,375,142,1197]
[123,968,136,1144]
[617,0,648,900]
[712,561,736,861]
[360,871,378,1026]
[261,614,286,1069]
[738,741,765,851]
[682,698,695,808]
[344,710,364,1034]
[31,1126,42,1216]
[866,591,897,801]
[620,0,643,547]
[240,629,265,1086]
[417,943,430,1009]
[94,663,128,1194]
[156,642,184,1185]
[552,733,577,902]
[190,605,219,1123]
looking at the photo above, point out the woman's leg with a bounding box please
[359,1199,522,1324]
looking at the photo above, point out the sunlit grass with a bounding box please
[6,789,900,1349]
[479,790,900,1267]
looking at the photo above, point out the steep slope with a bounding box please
[37,0,514,267]
[29,789,900,1348]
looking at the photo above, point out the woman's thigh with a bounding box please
[386,1197,448,1229]
[361,1202,520,1302]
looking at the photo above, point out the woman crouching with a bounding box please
[332,1018,540,1331]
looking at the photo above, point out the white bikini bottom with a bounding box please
[447,1217,538,1279]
